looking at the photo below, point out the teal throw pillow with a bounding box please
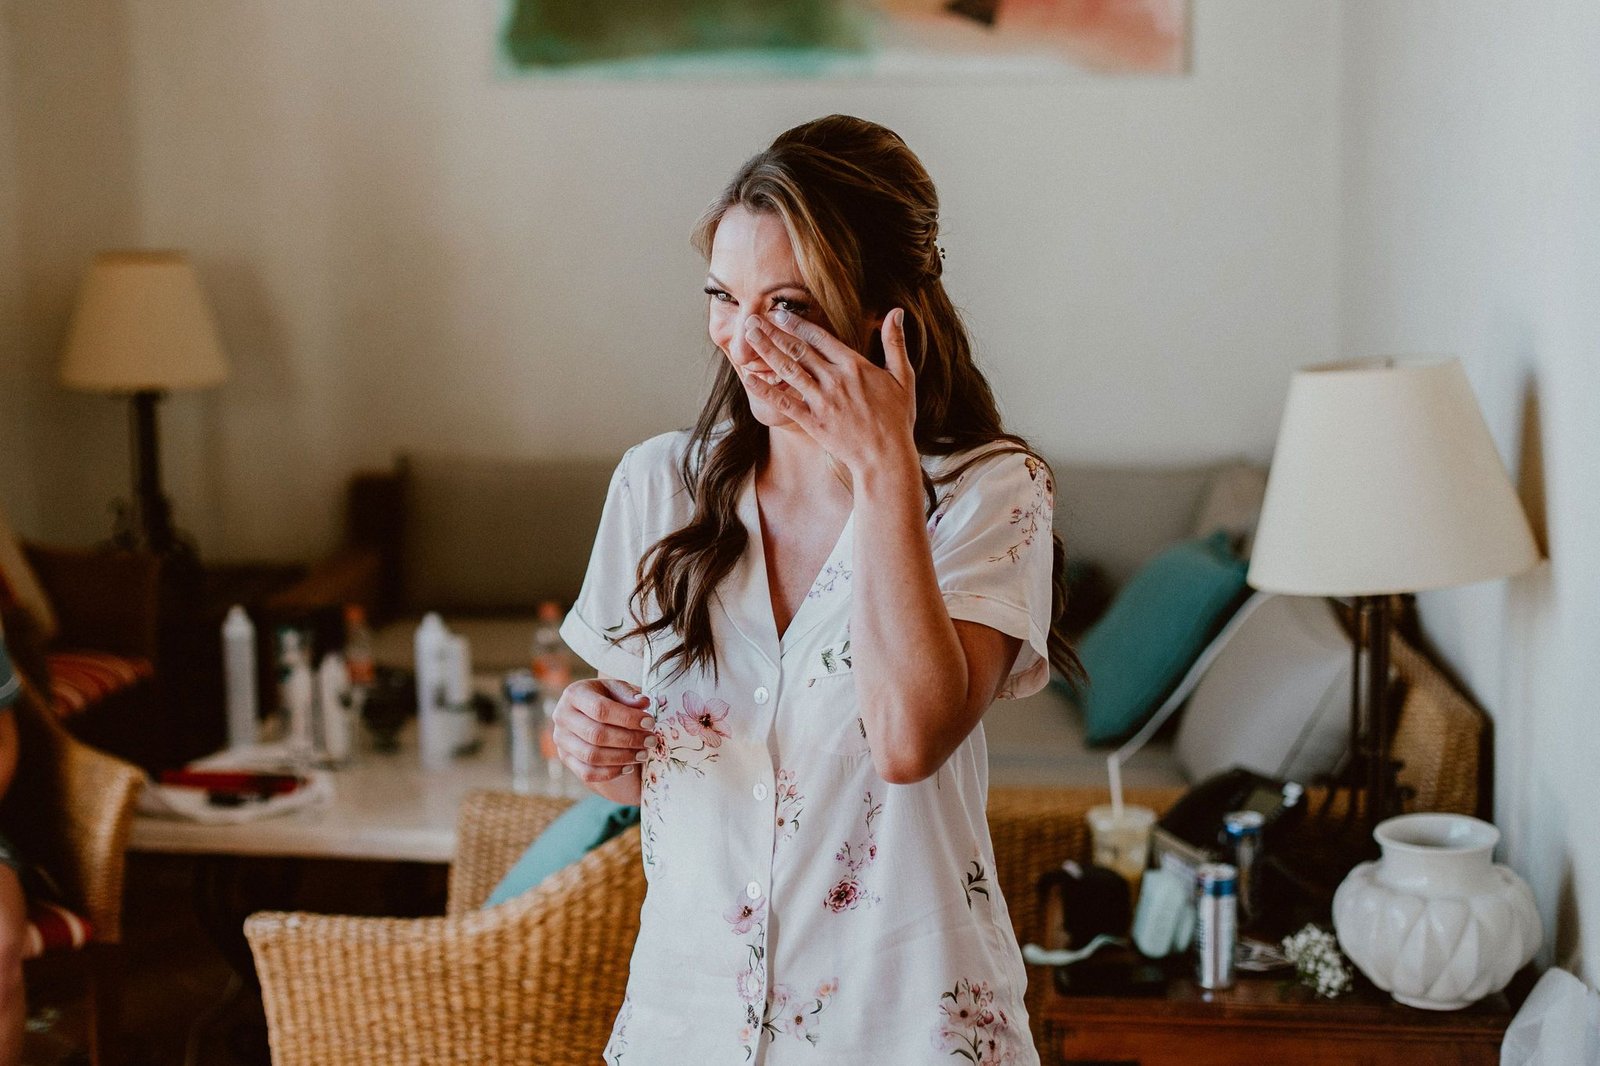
[484,793,640,908]
[1071,531,1248,746]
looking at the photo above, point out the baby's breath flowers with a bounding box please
[1281,924,1354,999]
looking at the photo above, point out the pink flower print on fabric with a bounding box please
[736,965,765,1006]
[989,455,1054,565]
[678,691,731,747]
[725,892,767,936]
[758,980,838,1050]
[824,791,883,913]
[774,768,805,843]
[639,692,728,872]
[932,977,1017,1064]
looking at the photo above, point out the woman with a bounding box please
[553,114,1081,1065]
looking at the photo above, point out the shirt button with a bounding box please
[753,782,768,801]
[746,880,762,900]
[754,686,770,705]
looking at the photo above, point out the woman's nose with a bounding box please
[729,313,762,361]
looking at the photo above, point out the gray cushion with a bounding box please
[400,451,616,612]
[1052,463,1219,586]
[1173,594,1352,783]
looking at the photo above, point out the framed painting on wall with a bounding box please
[500,0,1189,79]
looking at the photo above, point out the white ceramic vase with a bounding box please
[1332,813,1541,1010]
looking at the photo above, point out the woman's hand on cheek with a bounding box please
[742,307,918,477]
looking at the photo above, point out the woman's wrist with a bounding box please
[849,435,922,500]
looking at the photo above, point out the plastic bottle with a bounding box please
[344,604,376,688]
[222,605,258,749]
[317,652,353,766]
[279,628,316,767]
[530,600,570,687]
[442,631,478,757]
[504,668,538,795]
[342,604,375,743]
[415,613,450,770]
[530,601,573,792]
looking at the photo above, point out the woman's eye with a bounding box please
[773,298,810,315]
[704,287,736,304]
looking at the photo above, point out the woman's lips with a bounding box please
[742,367,788,390]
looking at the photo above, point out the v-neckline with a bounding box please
[730,469,854,660]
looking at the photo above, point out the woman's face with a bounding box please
[705,205,822,430]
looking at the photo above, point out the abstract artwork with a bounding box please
[501,0,1188,77]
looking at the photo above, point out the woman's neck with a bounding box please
[759,423,845,502]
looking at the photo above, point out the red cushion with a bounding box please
[46,649,155,718]
[22,900,93,959]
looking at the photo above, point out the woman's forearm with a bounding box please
[851,449,970,783]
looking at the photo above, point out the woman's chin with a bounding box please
[744,388,796,429]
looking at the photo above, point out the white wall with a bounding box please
[1340,0,1600,980]
[3,0,1341,560]
[0,6,40,533]
[5,0,146,545]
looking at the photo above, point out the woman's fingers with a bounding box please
[882,308,915,392]
[767,307,856,365]
[555,678,655,780]
[743,370,821,432]
[743,316,822,396]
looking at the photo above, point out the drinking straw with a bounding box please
[1108,753,1124,821]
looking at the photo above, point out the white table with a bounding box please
[129,719,576,864]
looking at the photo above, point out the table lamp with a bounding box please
[1247,357,1540,827]
[60,250,230,560]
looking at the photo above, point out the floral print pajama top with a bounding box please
[559,429,1054,1065]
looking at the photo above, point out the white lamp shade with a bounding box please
[60,250,229,392]
[1248,358,1540,596]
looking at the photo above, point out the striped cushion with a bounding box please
[46,649,155,718]
[22,900,93,959]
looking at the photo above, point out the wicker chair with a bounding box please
[245,630,1484,1065]
[2,674,146,1066]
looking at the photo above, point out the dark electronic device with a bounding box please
[1152,767,1306,879]
[1035,861,1131,950]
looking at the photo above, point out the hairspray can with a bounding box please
[1195,862,1238,990]
[1222,810,1265,924]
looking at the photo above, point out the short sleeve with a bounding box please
[929,450,1057,699]
[560,446,649,687]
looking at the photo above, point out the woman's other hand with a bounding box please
[741,307,918,478]
[551,677,654,804]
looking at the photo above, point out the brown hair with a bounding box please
[622,114,1084,687]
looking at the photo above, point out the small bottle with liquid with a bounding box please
[504,668,538,794]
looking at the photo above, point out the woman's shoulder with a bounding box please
[923,442,1053,492]
[615,429,699,521]
[620,428,695,479]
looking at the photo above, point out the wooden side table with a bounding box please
[1038,968,1528,1066]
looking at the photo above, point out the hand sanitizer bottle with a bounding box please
[223,605,257,749]
[415,613,450,769]
[317,651,353,766]
[280,628,316,768]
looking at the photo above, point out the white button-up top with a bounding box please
[560,429,1055,1065]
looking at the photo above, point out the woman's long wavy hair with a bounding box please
[620,114,1085,688]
